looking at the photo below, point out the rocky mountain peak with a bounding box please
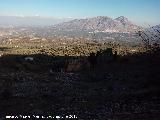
[115,16,132,25]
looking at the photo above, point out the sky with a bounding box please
[0,0,160,25]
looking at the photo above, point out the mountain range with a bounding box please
[54,16,141,33]
[0,16,141,33]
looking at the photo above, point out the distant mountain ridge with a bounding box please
[54,16,141,33]
[0,16,72,26]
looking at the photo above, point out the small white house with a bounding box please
[131,49,137,52]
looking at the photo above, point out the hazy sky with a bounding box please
[0,0,160,25]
